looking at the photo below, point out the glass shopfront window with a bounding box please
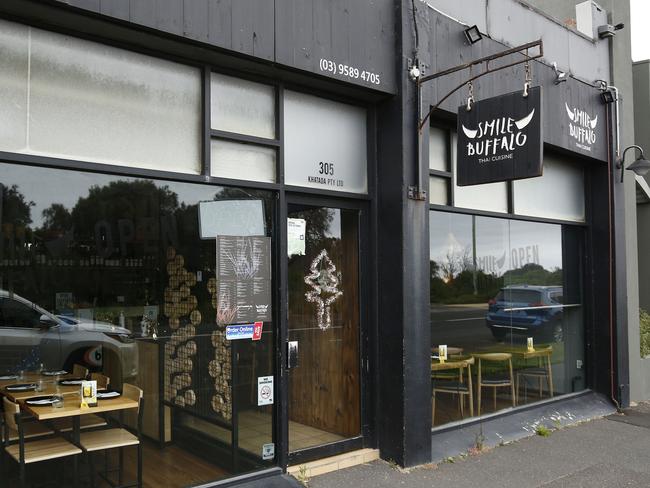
[0,163,276,486]
[429,210,585,427]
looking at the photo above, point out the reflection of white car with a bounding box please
[0,290,138,379]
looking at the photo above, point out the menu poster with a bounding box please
[216,236,272,323]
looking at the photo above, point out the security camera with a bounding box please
[598,22,625,39]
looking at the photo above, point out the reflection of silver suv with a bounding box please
[0,290,137,379]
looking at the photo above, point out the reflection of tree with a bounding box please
[437,246,473,283]
[430,258,503,305]
[1,184,34,226]
[1,184,34,260]
[503,263,562,286]
[42,203,72,234]
[290,208,332,250]
[72,180,178,237]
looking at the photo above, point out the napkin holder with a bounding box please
[80,380,98,408]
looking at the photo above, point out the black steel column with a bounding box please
[374,0,432,467]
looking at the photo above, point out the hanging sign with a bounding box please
[457,87,543,186]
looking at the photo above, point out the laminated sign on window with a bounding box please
[457,87,543,186]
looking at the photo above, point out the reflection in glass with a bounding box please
[429,211,585,426]
[0,163,275,486]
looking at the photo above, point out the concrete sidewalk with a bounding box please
[305,404,650,488]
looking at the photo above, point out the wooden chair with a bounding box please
[73,364,89,379]
[431,357,474,425]
[2,397,81,488]
[79,383,143,488]
[91,372,111,390]
[475,353,516,416]
[515,346,554,404]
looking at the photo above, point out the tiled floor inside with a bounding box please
[182,409,344,453]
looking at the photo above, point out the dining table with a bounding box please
[0,371,136,488]
[18,392,139,488]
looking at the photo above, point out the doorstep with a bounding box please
[287,448,379,478]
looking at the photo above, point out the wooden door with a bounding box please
[287,204,361,452]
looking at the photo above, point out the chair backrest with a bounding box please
[90,372,110,389]
[122,383,143,403]
[2,397,19,431]
[522,346,553,359]
[474,352,512,362]
[73,364,89,379]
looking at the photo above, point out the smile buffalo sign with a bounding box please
[456,87,543,186]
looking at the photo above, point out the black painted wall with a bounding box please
[49,0,398,94]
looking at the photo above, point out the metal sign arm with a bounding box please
[417,40,543,132]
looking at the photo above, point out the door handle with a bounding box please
[287,341,299,369]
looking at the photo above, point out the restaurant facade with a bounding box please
[0,0,638,486]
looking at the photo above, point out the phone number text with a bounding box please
[319,58,381,85]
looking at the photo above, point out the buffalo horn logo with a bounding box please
[565,102,597,150]
[462,109,535,139]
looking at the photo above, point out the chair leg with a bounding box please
[467,365,474,417]
[459,392,464,419]
[509,359,516,407]
[88,451,96,488]
[477,360,482,416]
[432,390,436,426]
[119,447,123,485]
[137,443,143,488]
[547,356,554,398]
[19,459,25,488]
[514,373,518,405]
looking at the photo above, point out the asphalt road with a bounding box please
[431,303,499,350]
[308,405,650,488]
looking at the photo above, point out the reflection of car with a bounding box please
[0,290,137,379]
[486,285,564,342]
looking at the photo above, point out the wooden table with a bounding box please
[19,394,139,488]
[0,372,73,389]
[2,383,82,402]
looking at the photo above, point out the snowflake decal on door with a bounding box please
[304,249,343,330]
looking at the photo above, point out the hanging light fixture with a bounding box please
[617,145,650,183]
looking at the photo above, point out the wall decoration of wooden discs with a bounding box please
[207,277,232,421]
[163,246,200,408]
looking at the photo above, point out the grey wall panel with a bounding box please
[231,0,274,60]
[155,0,183,36]
[207,0,233,49]
[275,0,396,93]
[65,0,100,11]
[182,0,209,42]
[128,0,157,29]
[99,0,129,20]
[422,0,487,33]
